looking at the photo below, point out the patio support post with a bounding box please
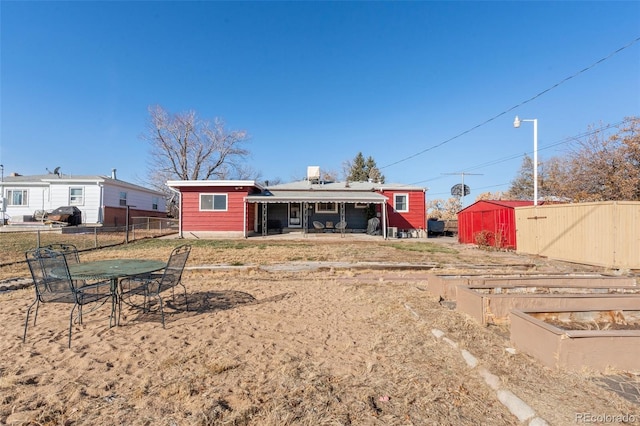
[243,199,247,238]
[167,185,182,238]
[261,202,268,237]
[340,202,346,237]
[382,201,387,239]
[303,202,309,237]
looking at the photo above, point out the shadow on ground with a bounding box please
[122,290,296,325]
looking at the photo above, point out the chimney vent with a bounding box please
[111,169,117,179]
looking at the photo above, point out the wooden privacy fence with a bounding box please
[515,201,640,270]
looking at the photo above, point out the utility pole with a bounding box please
[443,172,484,208]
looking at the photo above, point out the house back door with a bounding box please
[288,203,302,228]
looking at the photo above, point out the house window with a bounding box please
[152,196,159,211]
[354,203,368,209]
[394,194,409,212]
[7,190,28,206]
[316,202,338,213]
[200,193,227,211]
[69,187,84,205]
[119,192,127,206]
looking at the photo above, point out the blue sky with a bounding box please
[1,1,639,206]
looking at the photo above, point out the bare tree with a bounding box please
[507,154,535,200]
[427,197,461,219]
[555,118,640,202]
[507,154,561,201]
[610,116,640,199]
[143,105,251,187]
[475,191,508,201]
[539,156,570,200]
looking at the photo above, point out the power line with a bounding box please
[380,36,640,170]
[429,182,510,197]
[442,172,483,207]
[409,120,626,185]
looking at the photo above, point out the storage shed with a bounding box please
[458,200,533,249]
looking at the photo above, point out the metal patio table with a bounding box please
[67,259,166,327]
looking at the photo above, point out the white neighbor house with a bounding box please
[0,169,166,226]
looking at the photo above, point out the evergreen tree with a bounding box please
[347,152,385,183]
[347,152,368,181]
[365,156,385,183]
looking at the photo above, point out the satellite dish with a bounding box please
[451,184,470,197]
[53,166,60,176]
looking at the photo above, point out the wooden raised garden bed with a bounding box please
[426,273,637,301]
[510,308,640,372]
[457,285,640,325]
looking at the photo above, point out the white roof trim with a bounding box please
[167,180,264,190]
[378,186,427,192]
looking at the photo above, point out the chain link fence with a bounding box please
[0,217,178,267]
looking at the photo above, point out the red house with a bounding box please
[457,200,534,249]
[167,178,427,238]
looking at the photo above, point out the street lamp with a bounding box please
[513,116,538,206]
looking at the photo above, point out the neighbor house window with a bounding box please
[200,193,227,211]
[119,191,127,206]
[7,190,28,206]
[315,202,338,213]
[152,196,159,211]
[69,187,84,205]
[394,194,409,212]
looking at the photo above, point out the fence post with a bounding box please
[37,230,41,248]
[94,227,98,248]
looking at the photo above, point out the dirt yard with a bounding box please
[1,235,637,425]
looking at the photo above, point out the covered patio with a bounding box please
[244,190,388,238]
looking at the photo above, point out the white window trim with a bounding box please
[394,193,409,212]
[354,202,368,209]
[7,189,28,206]
[69,187,84,206]
[200,193,228,211]
[315,202,338,214]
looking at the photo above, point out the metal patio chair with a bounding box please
[43,243,80,264]
[119,244,191,327]
[23,248,112,347]
[335,220,347,232]
[44,243,89,287]
[312,221,325,232]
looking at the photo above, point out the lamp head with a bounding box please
[513,116,521,128]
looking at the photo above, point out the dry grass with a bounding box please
[0,236,636,425]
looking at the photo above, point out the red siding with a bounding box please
[457,200,533,249]
[380,189,426,231]
[180,186,250,232]
[246,202,257,232]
